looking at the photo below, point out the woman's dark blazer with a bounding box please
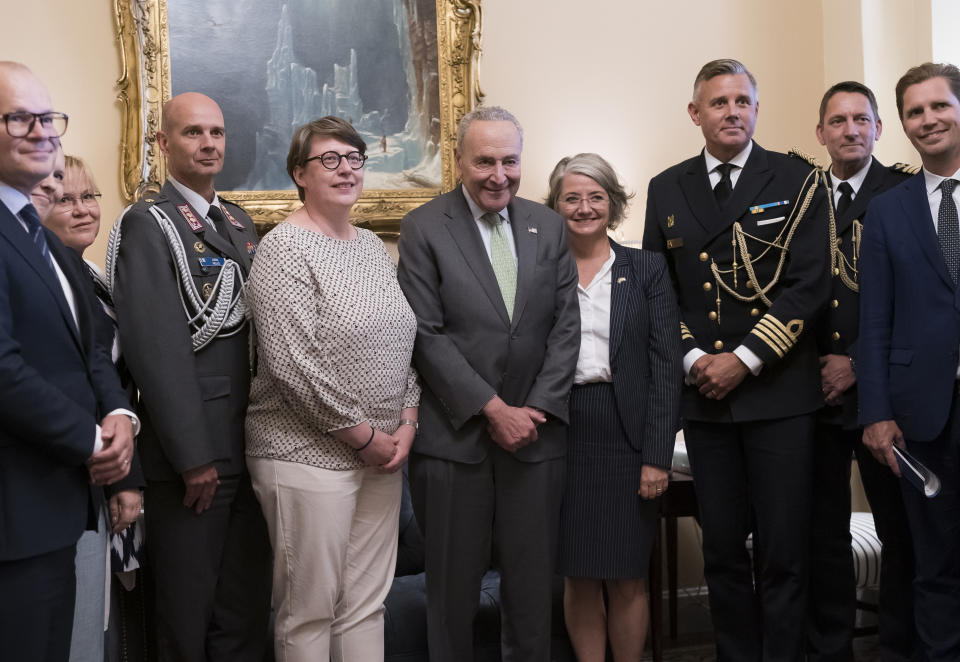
[605,240,682,469]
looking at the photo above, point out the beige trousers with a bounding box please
[248,457,401,662]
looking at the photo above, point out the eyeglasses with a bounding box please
[56,192,101,209]
[2,112,69,138]
[305,151,367,170]
[559,194,610,209]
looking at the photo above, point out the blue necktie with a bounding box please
[20,203,57,274]
[938,179,960,284]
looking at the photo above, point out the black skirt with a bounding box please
[559,382,659,578]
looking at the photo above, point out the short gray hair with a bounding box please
[693,58,758,102]
[545,153,634,230]
[456,105,523,150]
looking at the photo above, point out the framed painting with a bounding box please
[114,0,484,235]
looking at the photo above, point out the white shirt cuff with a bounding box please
[733,345,763,376]
[682,348,707,384]
[93,424,103,455]
[106,408,141,436]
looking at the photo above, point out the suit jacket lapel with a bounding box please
[444,189,512,326]
[608,241,631,359]
[679,154,717,235]
[0,204,83,351]
[217,198,253,270]
[901,174,953,289]
[509,199,536,328]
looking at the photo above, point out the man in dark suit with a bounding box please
[807,81,918,662]
[0,61,136,662]
[643,58,830,661]
[112,92,271,662]
[397,105,580,662]
[859,62,960,662]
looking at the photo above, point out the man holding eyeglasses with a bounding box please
[0,62,137,662]
[397,106,580,661]
[112,91,271,662]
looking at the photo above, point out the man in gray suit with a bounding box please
[397,106,580,662]
[112,92,271,662]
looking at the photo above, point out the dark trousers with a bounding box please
[807,422,917,662]
[146,472,272,662]
[0,544,76,662]
[409,447,564,662]
[901,390,960,662]
[684,414,814,662]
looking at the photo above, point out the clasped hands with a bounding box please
[690,352,750,400]
[86,413,134,486]
[484,396,545,453]
[819,353,856,406]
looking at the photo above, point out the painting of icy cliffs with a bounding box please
[168,0,441,191]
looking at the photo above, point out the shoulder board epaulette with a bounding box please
[891,162,921,175]
[788,147,822,169]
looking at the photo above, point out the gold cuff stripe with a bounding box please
[680,322,694,341]
[750,326,787,358]
[759,314,803,343]
[756,318,793,350]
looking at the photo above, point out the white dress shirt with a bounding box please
[462,186,518,262]
[574,248,615,384]
[682,142,763,378]
[921,166,960,377]
[0,183,139,454]
[168,175,226,232]
[829,159,872,208]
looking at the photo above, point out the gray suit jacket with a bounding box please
[113,181,258,480]
[397,187,580,463]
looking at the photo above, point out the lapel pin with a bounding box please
[667,214,675,228]
[527,227,538,234]
[617,277,627,283]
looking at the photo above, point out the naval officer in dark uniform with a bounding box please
[643,58,830,662]
[112,92,271,662]
[807,80,918,662]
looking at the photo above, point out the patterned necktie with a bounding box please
[207,205,230,235]
[938,179,960,284]
[835,181,854,217]
[19,203,57,274]
[713,163,734,205]
[482,212,517,320]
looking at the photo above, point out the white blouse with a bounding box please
[574,248,615,385]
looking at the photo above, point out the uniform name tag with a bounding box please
[198,257,225,268]
[666,237,684,249]
[756,216,785,226]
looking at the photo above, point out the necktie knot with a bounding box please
[19,203,57,274]
[481,211,502,228]
[942,179,958,196]
[713,163,735,205]
[835,181,854,215]
[207,205,229,235]
[837,182,854,197]
[19,203,42,231]
[937,179,960,284]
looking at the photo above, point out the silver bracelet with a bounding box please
[398,418,419,431]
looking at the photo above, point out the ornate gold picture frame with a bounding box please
[114,0,483,236]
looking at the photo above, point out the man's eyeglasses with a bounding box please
[2,112,69,138]
[56,192,102,209]
[305,151,367,170]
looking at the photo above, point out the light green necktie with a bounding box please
[482,212,517,320]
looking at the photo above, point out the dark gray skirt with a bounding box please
[559,382,659,578]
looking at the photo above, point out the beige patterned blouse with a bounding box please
[245,222,420,470]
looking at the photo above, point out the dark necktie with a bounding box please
[207,205,230,236]
[19,203,57,274]
[713,163,734,205]
[938,179,960,284]
[835,181,854,217]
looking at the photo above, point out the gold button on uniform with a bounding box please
[750,308,760,317]
[202,282,213,299]
[708,311,718,321]
[703,282,712,291]
[833,267,840,276]
[713,340,724,350]
[832,331,840,341]
[831,299,839,308]
[699,252,708,262]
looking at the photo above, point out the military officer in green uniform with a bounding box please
[643,58,830,662]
